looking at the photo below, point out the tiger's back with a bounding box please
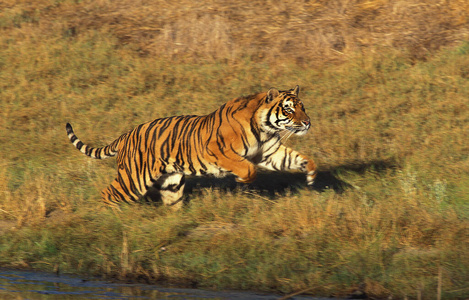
[66,86,316,209]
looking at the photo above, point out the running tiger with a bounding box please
[66,86,317,209]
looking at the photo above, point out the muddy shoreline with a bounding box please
[0,268,339,300]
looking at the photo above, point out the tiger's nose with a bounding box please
[302,120,310,127]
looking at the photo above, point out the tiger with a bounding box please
[66,85,317,209]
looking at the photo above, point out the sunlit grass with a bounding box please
[0,0,468,298]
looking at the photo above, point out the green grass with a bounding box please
[1,1,469,299]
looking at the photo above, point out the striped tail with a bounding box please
[66,123,118,159]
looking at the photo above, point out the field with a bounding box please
[1,0,469,298]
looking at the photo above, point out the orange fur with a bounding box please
[66,86,316,208]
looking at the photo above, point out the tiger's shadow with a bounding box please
[183,169,349,199]
[146,159,397,204]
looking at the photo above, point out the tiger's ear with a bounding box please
[292,85,300,96]
[266,88,279,103]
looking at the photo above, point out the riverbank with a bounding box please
[0,268,334,300]
[1,168,468,299]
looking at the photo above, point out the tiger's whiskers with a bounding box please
[279,130,294,144]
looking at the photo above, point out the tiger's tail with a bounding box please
[66,123,118,159]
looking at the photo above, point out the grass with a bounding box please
[1,0,469,299]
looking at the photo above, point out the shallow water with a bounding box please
[0,269,332,300]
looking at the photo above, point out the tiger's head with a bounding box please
[262,85,311,136]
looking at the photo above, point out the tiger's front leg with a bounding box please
[257,145,317,185]
[206,138,258,184]
[212,157,257,184]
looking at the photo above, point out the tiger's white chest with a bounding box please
[244,135,281,164]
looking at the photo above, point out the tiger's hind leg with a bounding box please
[102,178,139,207]
[102,170,145,206]
[152,173,186,210]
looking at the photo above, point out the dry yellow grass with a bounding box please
[0,0,468,298]
[2,0,469,64]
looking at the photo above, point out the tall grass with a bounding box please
[0,0,468,298]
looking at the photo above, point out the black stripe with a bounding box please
[109,185,129,203]
[66,123,73,134]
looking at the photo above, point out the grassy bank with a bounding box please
[1,0,469,298]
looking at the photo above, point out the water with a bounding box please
[0,269,332,300]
